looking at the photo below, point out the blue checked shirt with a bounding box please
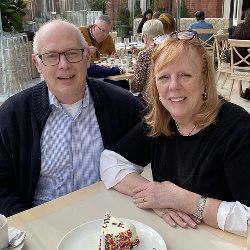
[32,85,104,206]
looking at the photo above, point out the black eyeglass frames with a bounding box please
[38,49,85,66]
[153,30,198,45]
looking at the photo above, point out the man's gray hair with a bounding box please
[94,15,111,25]
[33,19,88,55]
[142,19,163,40]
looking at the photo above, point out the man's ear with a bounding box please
[32,54,42,74]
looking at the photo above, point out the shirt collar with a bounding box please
[48,84,93,109]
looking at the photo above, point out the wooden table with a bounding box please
[105,71,134,81]
[8,181,247,250]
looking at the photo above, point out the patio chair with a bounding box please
[227,39,250,99]
[214,34,231,88]
[193,29,219,69]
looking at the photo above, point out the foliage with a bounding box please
[174,0,190,18]
[0,0,30,32]
[157,7,166,13]
[149,0,154,11]
[116,4,130,26]
[134,0,142,18]
[86,0,109,12]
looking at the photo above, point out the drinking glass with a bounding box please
[124,38,129,46]
[100,54,108,62]
[131,36,136,43]
[117,37,122,44]
[137,37,142,45]
[247,218,250,250]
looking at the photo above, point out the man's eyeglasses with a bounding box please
[95,25,110,35]
[154,30,198,45]
[38,49,85,66]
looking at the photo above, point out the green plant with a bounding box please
[0,0,31,32]
[116,4,130,26]
[174,0,190,18]
[134,0,142,18]
[158,7,166,13]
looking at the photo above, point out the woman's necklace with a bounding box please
[175,121,196,136]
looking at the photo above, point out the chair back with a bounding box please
[193,29,219,49]
[193,29,219,69]
[228,39,250,80]
[214,34,230,72]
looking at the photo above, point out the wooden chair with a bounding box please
[214,34,231,88]
[109,32,117,44]
[193,29,219,69]
[227,39,250,99]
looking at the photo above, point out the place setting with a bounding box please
[0,214,26,250]
[57,212,167,250]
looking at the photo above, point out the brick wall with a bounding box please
[155,0,224,18]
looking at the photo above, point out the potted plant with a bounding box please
[0,0,32,33]
[116,4,130,39]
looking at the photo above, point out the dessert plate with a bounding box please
[57,218,167,250]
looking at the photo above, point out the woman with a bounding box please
[100,31,250,237]
[233,8,250,100]
[158,13,176,33]
[137,9,153,35]
[131,19,163,105]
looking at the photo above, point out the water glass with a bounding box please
[100,54,108,62]
[131,36,136,43]
[247,218,250,250]
[117,37,122,44]
[137,37,142,44]
[124,38,129,46]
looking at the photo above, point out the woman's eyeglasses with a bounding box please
[153,30,198,45]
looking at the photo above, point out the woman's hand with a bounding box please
[130,45,138,54]
[133,181,185,210]
[154,208,201,229]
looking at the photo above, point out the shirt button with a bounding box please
[75,147,79,151]
[77,174,80,177]
[73,121,76,125]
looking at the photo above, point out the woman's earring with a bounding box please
[202,90,207,100]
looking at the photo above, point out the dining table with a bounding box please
[7,181,247,250]
[105,71,134,81]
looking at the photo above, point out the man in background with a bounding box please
[79,15,116,63]
[188,11,213,45]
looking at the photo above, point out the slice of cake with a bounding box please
[99,212,140,249]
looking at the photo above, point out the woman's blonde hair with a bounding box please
[158,13,176,33]
[145,37,222,137]
[142,19,163,40]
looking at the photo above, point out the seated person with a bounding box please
[158,13,176,33]
[188,11,214,45]
[88,64,129,90]
[79,15,117,63]
[101,31,250,237]
[233,8,250,100]
[130,19,163,105]
[0,19,144,217]
[137,9,153,35]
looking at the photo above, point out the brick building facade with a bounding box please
[156,0,224,18]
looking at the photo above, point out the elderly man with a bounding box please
[0,20,144,217]
[79,15,116,63]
